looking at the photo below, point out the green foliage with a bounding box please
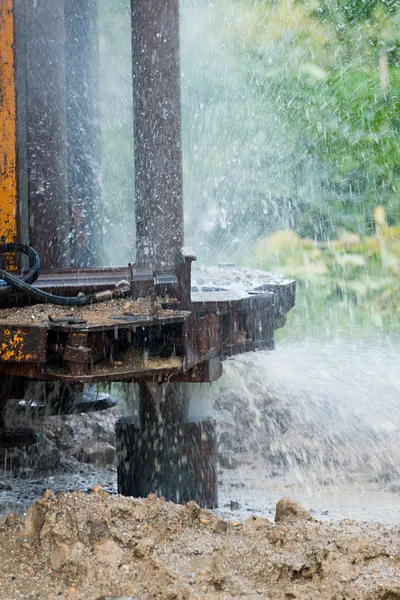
[218,0,400,242]
[94,0,400,285]
[180,2,300,261]
[266,64,400,237]
[253,217,400,338]
[315,0,398,25]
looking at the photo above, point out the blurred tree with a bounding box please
[180,1,302,261]
[218,0,400,241]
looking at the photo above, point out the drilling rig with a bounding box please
[0,0,295,507]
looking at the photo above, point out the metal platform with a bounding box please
[0,272,295,384]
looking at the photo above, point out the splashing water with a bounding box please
[216,336,400,521]
[1,335,400,522]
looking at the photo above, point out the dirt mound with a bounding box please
[1,489,400,600]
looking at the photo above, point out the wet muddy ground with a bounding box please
[2,489,400,600]
[2,447,400,525]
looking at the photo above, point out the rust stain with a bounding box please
[0,325,47,362]
[0,0,18,244]
[0,328,34,361]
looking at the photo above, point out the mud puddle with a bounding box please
[2,453,400,525]
[217,459,400,523]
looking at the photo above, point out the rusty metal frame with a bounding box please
[0,0,296,424]
[0,269,295,385]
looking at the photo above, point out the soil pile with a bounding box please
[1,489,400,600]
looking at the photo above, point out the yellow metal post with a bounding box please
[0,0,18,244]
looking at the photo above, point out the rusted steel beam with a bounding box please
[0,0,18,245]
[177,358,222,383]
[131,0,184,270]
[25,0,70,269]
[254,280,296,328]
[176,248,196,309]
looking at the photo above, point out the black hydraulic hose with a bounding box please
[0,268,102,305]
[0,243,129,306]
[0,243,40,293]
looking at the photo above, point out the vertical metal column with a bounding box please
[131,0,184,270]
[0,0,18,245]
[116,383,218,508]
[64,0,102,268]
[14,0,29,250]
[25,0,70,269]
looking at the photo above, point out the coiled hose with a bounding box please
[0,243,128,306]
[0,243,41,291]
